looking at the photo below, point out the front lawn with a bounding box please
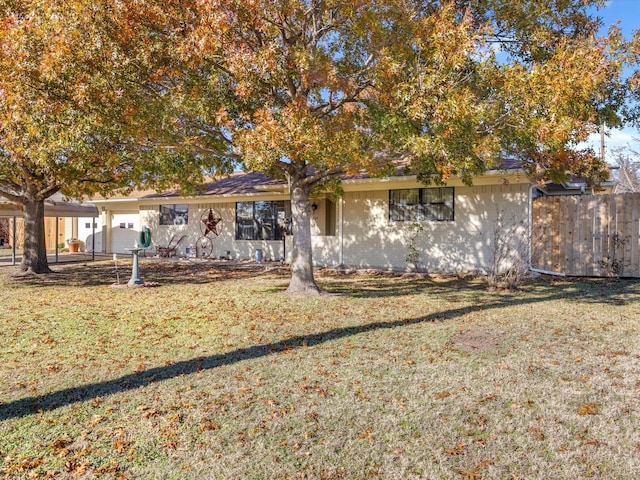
[1,260,639,479]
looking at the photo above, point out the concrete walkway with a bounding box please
[0,252,112,267]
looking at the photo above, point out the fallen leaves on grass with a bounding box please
[10,456,44,471]
[577,403,599,415]
[199,418,221,432]
[2,265,640,478]
[64,459,89,475]
[529,427,546,441]
[455,459,494,479]
[51,437,72,456]
[94,460,124,476]
[112,439,131,453]
[445,443,466,456]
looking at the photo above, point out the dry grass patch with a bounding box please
[450,328,505,353]
[1,260,640,479]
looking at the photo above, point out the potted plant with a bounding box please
[66,238,81,253]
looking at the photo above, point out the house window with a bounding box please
[389,187,454,222]
[159,204,189,225]
[236,201,291,240]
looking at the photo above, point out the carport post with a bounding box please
[55,216,59,263]
[11,216,16,266]
[92,217,95,261]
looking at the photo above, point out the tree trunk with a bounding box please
[18,195,52,274]
[286,176,320,295]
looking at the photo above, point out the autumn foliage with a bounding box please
[140,0,624,292]
[0,0,631,283]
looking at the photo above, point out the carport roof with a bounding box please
[0,193,99,217]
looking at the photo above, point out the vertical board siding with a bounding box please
[532,193,640,277]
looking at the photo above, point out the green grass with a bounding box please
[1,260,640,479]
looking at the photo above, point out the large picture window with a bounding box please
[236,201,291,240]
[159,204,189,225]
[389,187,454,222]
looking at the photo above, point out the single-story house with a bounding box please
[83,164,615,274]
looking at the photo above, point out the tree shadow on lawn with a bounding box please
[318,273,640,305]
[4,260,285,288]
[318,275,490,301]
[2,278,638,422]
[6,260,638,306]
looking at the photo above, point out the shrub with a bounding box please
[483,208,529,289]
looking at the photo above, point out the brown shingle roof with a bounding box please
[145,171,284,198]
[94,160,526,201]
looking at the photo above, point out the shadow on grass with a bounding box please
[2,278,638,422]
[3,259,286,288]
[6,259,638,305]
[319,273,640,305]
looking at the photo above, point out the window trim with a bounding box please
[389,187,455,222]
[159,204,189,226]
[235,200,291,241]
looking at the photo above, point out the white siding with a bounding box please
[140,202,286,260]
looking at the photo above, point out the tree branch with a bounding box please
[37,184,61,200]
[0,185,24,204]
[309,80,371,117]
[157,144,243,160]
[0,177,24,199]
[272,159,296,177]
[302,166,344,188]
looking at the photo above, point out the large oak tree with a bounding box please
[0,0,228,274]
[0,1,136,274]
[130,0,624,294]
[1,0,628,291]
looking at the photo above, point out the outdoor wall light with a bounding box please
[311,203,318,211]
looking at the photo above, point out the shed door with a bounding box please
[78,217,102,253]
[111,214,140,254]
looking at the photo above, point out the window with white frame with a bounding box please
[389,187,454,222]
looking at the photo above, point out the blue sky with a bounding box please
[598,0,640,37]
[582,0,640,159]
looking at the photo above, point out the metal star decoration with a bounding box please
[202,209,222,236]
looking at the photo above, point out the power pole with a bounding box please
[600,122,606,162]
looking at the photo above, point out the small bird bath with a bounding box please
[124,247,144,287]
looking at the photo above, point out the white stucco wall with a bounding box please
[333,183,530,273]
[103,176,531,273]
[140,201,286,260]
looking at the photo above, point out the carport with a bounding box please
[0,193,99,266]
